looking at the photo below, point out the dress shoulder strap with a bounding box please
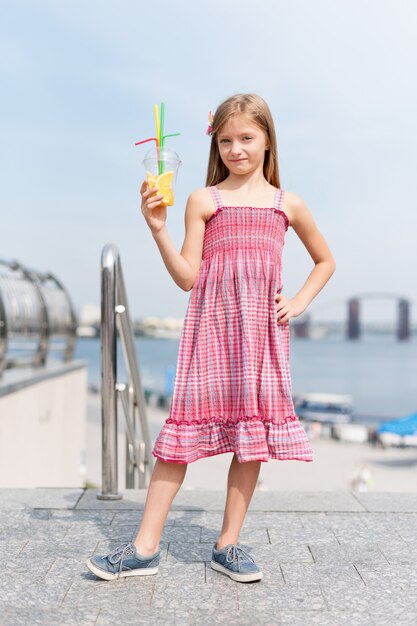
[273,188,284,211]
[273,188,290,230]
[208,186,223,210]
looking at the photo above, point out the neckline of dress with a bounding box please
[213,185,280,210]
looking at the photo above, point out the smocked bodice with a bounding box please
[202,187,289,261]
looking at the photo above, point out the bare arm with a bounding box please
[275,192,336,323]
[140,182,207,292]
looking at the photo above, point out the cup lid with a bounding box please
[143,146,181,166]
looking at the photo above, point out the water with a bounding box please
[74,333,417,421]
[74,336,180,394]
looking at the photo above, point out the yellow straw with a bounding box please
[154,104,160,146]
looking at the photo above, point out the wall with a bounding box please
[0,362,87,488]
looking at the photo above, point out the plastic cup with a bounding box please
[143,146,182,206]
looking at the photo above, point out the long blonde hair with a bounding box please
[205,93,281,188]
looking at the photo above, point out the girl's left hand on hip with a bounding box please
[275,291,303,324]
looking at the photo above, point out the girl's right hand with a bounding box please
[140,180,167,236]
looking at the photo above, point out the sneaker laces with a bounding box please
[107,542,136,577]
[225,544,255,571]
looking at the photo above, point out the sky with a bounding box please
[1,0,416,324]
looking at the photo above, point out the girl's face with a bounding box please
[217,114,269,175]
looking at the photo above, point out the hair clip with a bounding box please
[206,110,214,136]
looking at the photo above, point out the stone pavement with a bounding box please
[1,488,417,625]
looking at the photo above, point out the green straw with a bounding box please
[159,102,165,174]
[162,133,180,141]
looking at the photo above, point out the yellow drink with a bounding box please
[146,170,175,206]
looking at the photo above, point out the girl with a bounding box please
[86,93,336,583]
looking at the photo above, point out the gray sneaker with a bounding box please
[86,541,160,580]
[211,543,263,582]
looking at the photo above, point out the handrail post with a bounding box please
[48,272,79,361]
[16,262,50,368]
[0,287,8,376]
[115,261,154,482]
[97,245,121,500]
[98,243,154,499]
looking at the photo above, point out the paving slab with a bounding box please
[355,492,417,512]
[249,489,366,511]
[236,580,326,611]
[2,607,99,626]
[0,488,83,510]
[320,579,417,614]
[0,488,416,626]
[76,488,365,511]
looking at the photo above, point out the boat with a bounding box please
[293,392,353,424]
[377,411,417,447]
[293,392,358,440]
[331,422,369,443]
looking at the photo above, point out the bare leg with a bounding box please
[133,458,187,555]
[215,453,261,549]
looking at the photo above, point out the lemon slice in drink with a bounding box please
[146,170,175,206]
[146,171,158,188]
[156,171,174,206]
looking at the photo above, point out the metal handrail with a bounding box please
[0,259,77,375]
[98,244,154,499]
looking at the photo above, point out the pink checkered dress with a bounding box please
[152,185,314,464]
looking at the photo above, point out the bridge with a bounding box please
[347,293,411,340]
[293,293,413,341]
